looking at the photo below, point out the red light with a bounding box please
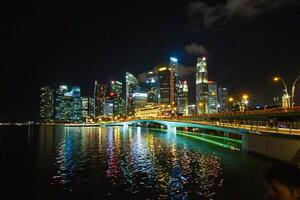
[110,92,114,96]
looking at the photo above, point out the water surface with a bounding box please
[0,125,279,199]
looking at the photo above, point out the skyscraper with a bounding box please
[111,81,125,117]
[81,97,95,120]
[158,64,172,105]
[40,86,54,121]
[94,81,108,116]
[208,81,218,114]
[218,87,228,112]
[125,72,139,115]
[146,71,159,104]
[196,57,209,114]
[54,85,82,122]
[177,80,189,116]
[132,92,148,110]
[170,57,179,110]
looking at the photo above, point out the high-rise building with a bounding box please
[208,81,218,114]
[177,80,189,116]
[146,71,159,104]
[132,92,148,111]
[111,81,125,117]
[40,86,54,121]
[103,99,114,116]
[196,57,209,114]
[125,72,139,115]
[94,81,108,116]
[54,85,82,122]
[188,104,197,116]
[170,57,179,110]
[218,87,228,112]
[81,97,95,119]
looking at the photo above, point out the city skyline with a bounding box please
[1,0,300,121]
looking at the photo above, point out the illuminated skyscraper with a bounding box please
[196,57,209,114]
[158,57,178,106]
[158,64,172,104]
[81,97,95,119]
[111,81,125,117]
[132,92,148,110]
[208,81,218,114]
[146,71,159,104]
[40,86,54,121]
[170,57,179,109]
[94,81,108,116]
[218,87,228,112]
[125,72,139,115]
[54,85,82,122]
[177,80,189,116]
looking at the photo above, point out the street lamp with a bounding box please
[273,77,289,96]
[291,74,300,107]
[273,76,290,107]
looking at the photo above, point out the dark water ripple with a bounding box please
[0,125,279,200]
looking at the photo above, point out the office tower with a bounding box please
[94,81,108,116]
[218,87,228,112]
[188,104,197,116]
[146,71,159,104]
[125,72,139,115]
[158,64,172,104]
[54,85,81,122]
[177,80,189,116]
[81,97,95,119]
[40,86,54,121]
[111,81,125,117]
[208,81,218,114]
[132,92,148,110]
[103,99,114,116]
[196,57,209,114]
[170,57,180,108]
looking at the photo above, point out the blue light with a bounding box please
[170,57,178,63]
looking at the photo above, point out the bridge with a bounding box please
[104,119,300,166]
[106,119,257,135]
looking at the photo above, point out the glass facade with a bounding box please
[208,81,218,114]
[81,97,95,119]
[40,86,54,121]
[177,80,189,116]
[218,87,228,112]
[146,71,159,104]
[94,81,108,116]
[54,85,82,122]
[111,81,125,117]
[125,72,139,115]
[196,57,209,114]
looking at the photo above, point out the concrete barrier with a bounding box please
[242,133,300,166]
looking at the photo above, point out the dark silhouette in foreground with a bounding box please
[263,164,300,200]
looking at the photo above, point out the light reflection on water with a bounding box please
[50,127,223,199]
[0,125,279,200]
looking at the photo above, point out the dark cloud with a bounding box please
[185,43,207,55]
[189,0,298,26]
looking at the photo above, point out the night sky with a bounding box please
[1,0,300,121]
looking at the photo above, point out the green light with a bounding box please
[147,128,241,151]
[176,132,240,151]
[177,130,242,144]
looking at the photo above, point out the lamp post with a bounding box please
[273,77,290,108]
[291,74,300,107]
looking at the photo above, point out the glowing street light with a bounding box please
[291,74,300,107]
[273,76,290,107]
[242,94,249,100]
